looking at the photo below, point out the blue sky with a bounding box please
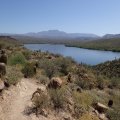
[0,0,120,35]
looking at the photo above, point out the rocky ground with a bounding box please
[0,79,76,120]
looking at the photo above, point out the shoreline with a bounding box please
[23,43,120,53]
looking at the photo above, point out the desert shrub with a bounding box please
[73,91,93,118]
[22,62,36,78]
[36,75,49,85]
[73,91,93,110]
[6,66,23,85]
[79,113,99,120]
[32,91,49,115]
[109,78,120,89]
[38,57,74,78]
[107,108,120,120]
[75,77,96,90]
[49,88,66,109]
[53,57,74,75]
[8,52,26,65]
[22,50,32,60]
[107,90,120,120]
[38,58,59,78]
[96,75,108,89]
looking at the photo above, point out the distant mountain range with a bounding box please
[25,30,100,39]
[103,34,120,39]
[0,30,100,40]
[1,30,120,40]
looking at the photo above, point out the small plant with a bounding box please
[109,78,120,89]
[49,88,66,109]
[32,91,49,116]
[22,62,36,78]
[96,75,108,89]
[79,113,99,120]
[8,52,26,65]
[6,66,23,85]
[107,108,120,120]
[36,75,49,85]
[22,50,32,60]
[73,91,93,110]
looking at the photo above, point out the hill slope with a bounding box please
[66,38,120,52]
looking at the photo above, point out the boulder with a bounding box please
[0,54,7,64]
[0,49,7,64]
[0,63,6,76]
[94,102,109,113]
[0,79,5,91]
[48,77,63,89]
[108,100,113,107]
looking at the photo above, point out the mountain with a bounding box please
[24,30,100,40]
[103,34,120,39]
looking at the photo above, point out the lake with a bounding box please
[24,44,120,65]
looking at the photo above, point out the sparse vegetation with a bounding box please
[22,62,36,78]
[0,36,120,120]
[49,88,66,109]
[6,66,23,85]
[8,52,26,65]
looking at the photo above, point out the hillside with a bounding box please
[0,36,21,49]
[0,36,120,120]
[66,38,120,52]
[94,59,120,78]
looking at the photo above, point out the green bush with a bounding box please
[6,66,23,85]
[22,50,32,60]
[8,52,26,65]
[49,88,66,109]
[38,58,59,78]
[73,91,93,110]
[22,62,36,78]
[38,57,74,78]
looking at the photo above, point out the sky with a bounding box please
[0,0,120,36]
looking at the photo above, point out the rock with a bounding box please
[99,113,107,120]
[0,54,7,64]
[0,49,7,64]
[0,63,6,76]
[4,79,10,88]
[94,102,109,113]
[76,86,82,93]
[108,100,113,107]
[48,77,63,89]
[67,73,72,83]
[33,66,37,74]
[0,79,5,91]
[64,116,71,120]
[31,86,47,101]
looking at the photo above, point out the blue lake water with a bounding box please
[24,44,120,65]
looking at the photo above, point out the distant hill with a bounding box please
[65,38,120,52]
[25,30,100,39]
[103,34,120,39]
[94,58,120,78]
[0,36,21,49]
[0,30,100,41]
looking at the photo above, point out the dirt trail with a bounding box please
[0,78,41,120]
